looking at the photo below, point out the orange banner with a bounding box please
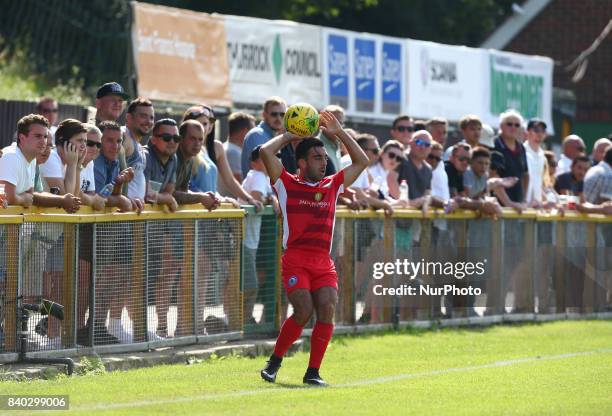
[132,2,231,107]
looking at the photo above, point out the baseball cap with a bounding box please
[96,82,129,100]
[527,118,547,131]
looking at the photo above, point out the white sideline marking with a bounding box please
[75,349,612,412]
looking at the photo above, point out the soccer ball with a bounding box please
[284,103,319,137]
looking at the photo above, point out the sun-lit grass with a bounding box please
[1,320,611,415]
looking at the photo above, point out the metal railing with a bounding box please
[0,205,610,362]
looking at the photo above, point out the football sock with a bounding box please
[273,315,304,358]
[308,321,334,369]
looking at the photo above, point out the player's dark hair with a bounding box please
[152,118,177,136]
[251,145,262,162]
[605,146,612,165]
[55,118,86,146]
[295,137,324,162]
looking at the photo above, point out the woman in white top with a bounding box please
[368,140,404,199]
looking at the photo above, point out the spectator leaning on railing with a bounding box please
[0,114,47,208]
[93,121,142,212]
[123,98,154,202]
[523,118,548,208]
[579,146,612,215]
[218,111,256,197]
[557,134,586,177]
[144,118,183,340]
[174,120,220,211]
[490,109,529,211]
[591,138,612,166]
[555,155,591,197]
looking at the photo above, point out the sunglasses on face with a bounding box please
[427,154,441,162]
[531,127,546,134]
[86,140,102,149]
[414,138,431,148]
[365,147,380,155]
[386,152,403,162]
[505,122,521,128]
[157,133,182,143]
[269,112,286,118]
[457,156,470,162]
[576,145,586,152]
[395,125,415,133]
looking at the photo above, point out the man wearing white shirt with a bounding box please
[524,119,548,207]
[557,134,586,177]
[0,114,47,207]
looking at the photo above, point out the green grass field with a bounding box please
[1,320,611,415]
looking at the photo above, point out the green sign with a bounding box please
[490,56,544,119]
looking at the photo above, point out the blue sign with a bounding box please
[354,38,376,112]
[382,42,401,113]
[327,34,349,108]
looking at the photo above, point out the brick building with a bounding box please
[482,0,612,148]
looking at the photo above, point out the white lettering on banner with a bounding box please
[355,52,375,79]
[329,47,347,75]
[138,30,196,60]
[382,55,401,83]
[226,42,270,72]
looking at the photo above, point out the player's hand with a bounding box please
[282,131,303,143]
[319,111,343,137]
[62,193,81,213]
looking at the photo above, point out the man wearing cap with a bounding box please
[95,82,130,125]
[557,134,586,177]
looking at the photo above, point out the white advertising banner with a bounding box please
[487,50,554,131]
[406,39,489,122]
[224,15,323,107]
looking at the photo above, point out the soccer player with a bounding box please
[259,111,369,386]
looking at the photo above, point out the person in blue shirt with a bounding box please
[241,97,287,178]
[93,121,142,212]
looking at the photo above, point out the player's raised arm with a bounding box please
[260,132,301,183]
[319,111,369,188]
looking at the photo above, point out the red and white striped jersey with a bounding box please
[272,169,345,254]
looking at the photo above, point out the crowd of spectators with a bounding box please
[1,81,611,345]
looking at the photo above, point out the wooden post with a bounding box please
[62,224,75,347]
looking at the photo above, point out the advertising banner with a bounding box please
[381,40,403,115]
[224,16,323,107]
[326,32,350,109]
[488,50,554,130]
[405,39,489,122]
[132,2,231,107]
[354,37,376,112]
